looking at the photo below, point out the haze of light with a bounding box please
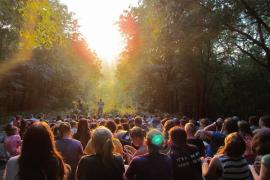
[60,0,138,64]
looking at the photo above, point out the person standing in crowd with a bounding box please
[125,129,171,180]
[76,126,125,180]
[169,127,202,180]
[196,118,238,156]
[4,122,67,180]
[203,132,250,180]
[3,125,21,158]
[238,120,254,163]
[249,116,259,132]
[56,122,83,180]
[250,154,270,180]
[250,130,270,177]
[73,119,91,148]
[97,99,105,117]
[253,116,270,134]
[185,123,205,157]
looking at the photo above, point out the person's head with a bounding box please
[146,129,164,153]
[249,116,259,127]
[218,132,245,158]
[169,127,187,146]
[238,120,252,137]
[221,118,238,135]
[90,126,115,167]
[134,116,143,127]
[70,120,77,128]
[259,116,270,128]
[179,118,188,128]
[216,118,224,131]
[105,120,117,134]
[163,120,175,139]
[4,124,19,136]
[122,123,129,131]
[252,130,270,155]
[75,119,91,147]
[19,122,66,180]
[200,118,209,129]
[130,126,146,147]
[152,118,160,128]
[77,119,89,134]
[58,122,72,138]
[185,123,196,137]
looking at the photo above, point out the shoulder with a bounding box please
[7,155,19,165]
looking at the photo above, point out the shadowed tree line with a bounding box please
[117,0,270,118]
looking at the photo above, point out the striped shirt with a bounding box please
[218,155,250,180]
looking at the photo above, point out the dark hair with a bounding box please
[238,120,252,137]
[249,116,259,126]
[218,132,245,158]
[252,130,270,155]
[169,127,187,146]
[134,116,143,127]
[105,120,117,133]
[259,116,270,128]
[222,118,238,135]
[4,124,18,136]
[73,119,91,148]
[130,127,145,139]
[18,122,66,180]
[122,123,129,131]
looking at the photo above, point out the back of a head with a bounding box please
[134,116,143,127]
[223,118,238,135]
[185,122,196,136]
[146,129,164,152]
[169,127,187,146]
[19,122,65,179]
[221,132,245,158]
[105,120,117,134]
[252,130,270,155]
[130,126,146,139]
[249,116,259,126]
[91,126,113,154]
[58,122,71,138]
[238,120,252,136]
[200,118,209,127]
[5,124,18,136]
[77,119,89,133]
[259,116,270,128]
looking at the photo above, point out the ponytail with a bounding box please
[102,138,115,168]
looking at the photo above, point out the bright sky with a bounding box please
[60,0,138,63]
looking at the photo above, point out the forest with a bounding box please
[117,0,270,118]
[0,0,270,118]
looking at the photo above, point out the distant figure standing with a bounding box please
[97,99,104,117]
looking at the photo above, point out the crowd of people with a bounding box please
[1,114,270,180]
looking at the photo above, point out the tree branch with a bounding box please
[239,0,270,33]
[225,23,269,52]
[236,44,267,68]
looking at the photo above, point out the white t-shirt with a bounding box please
[3,155,19,180]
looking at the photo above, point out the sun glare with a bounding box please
[60,0,138,64]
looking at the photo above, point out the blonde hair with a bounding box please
[90,126,115,167]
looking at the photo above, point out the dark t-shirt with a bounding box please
[169,144,202,180]
[187,138,205,157]
[125,153,172,180]
[77,154,125,180]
